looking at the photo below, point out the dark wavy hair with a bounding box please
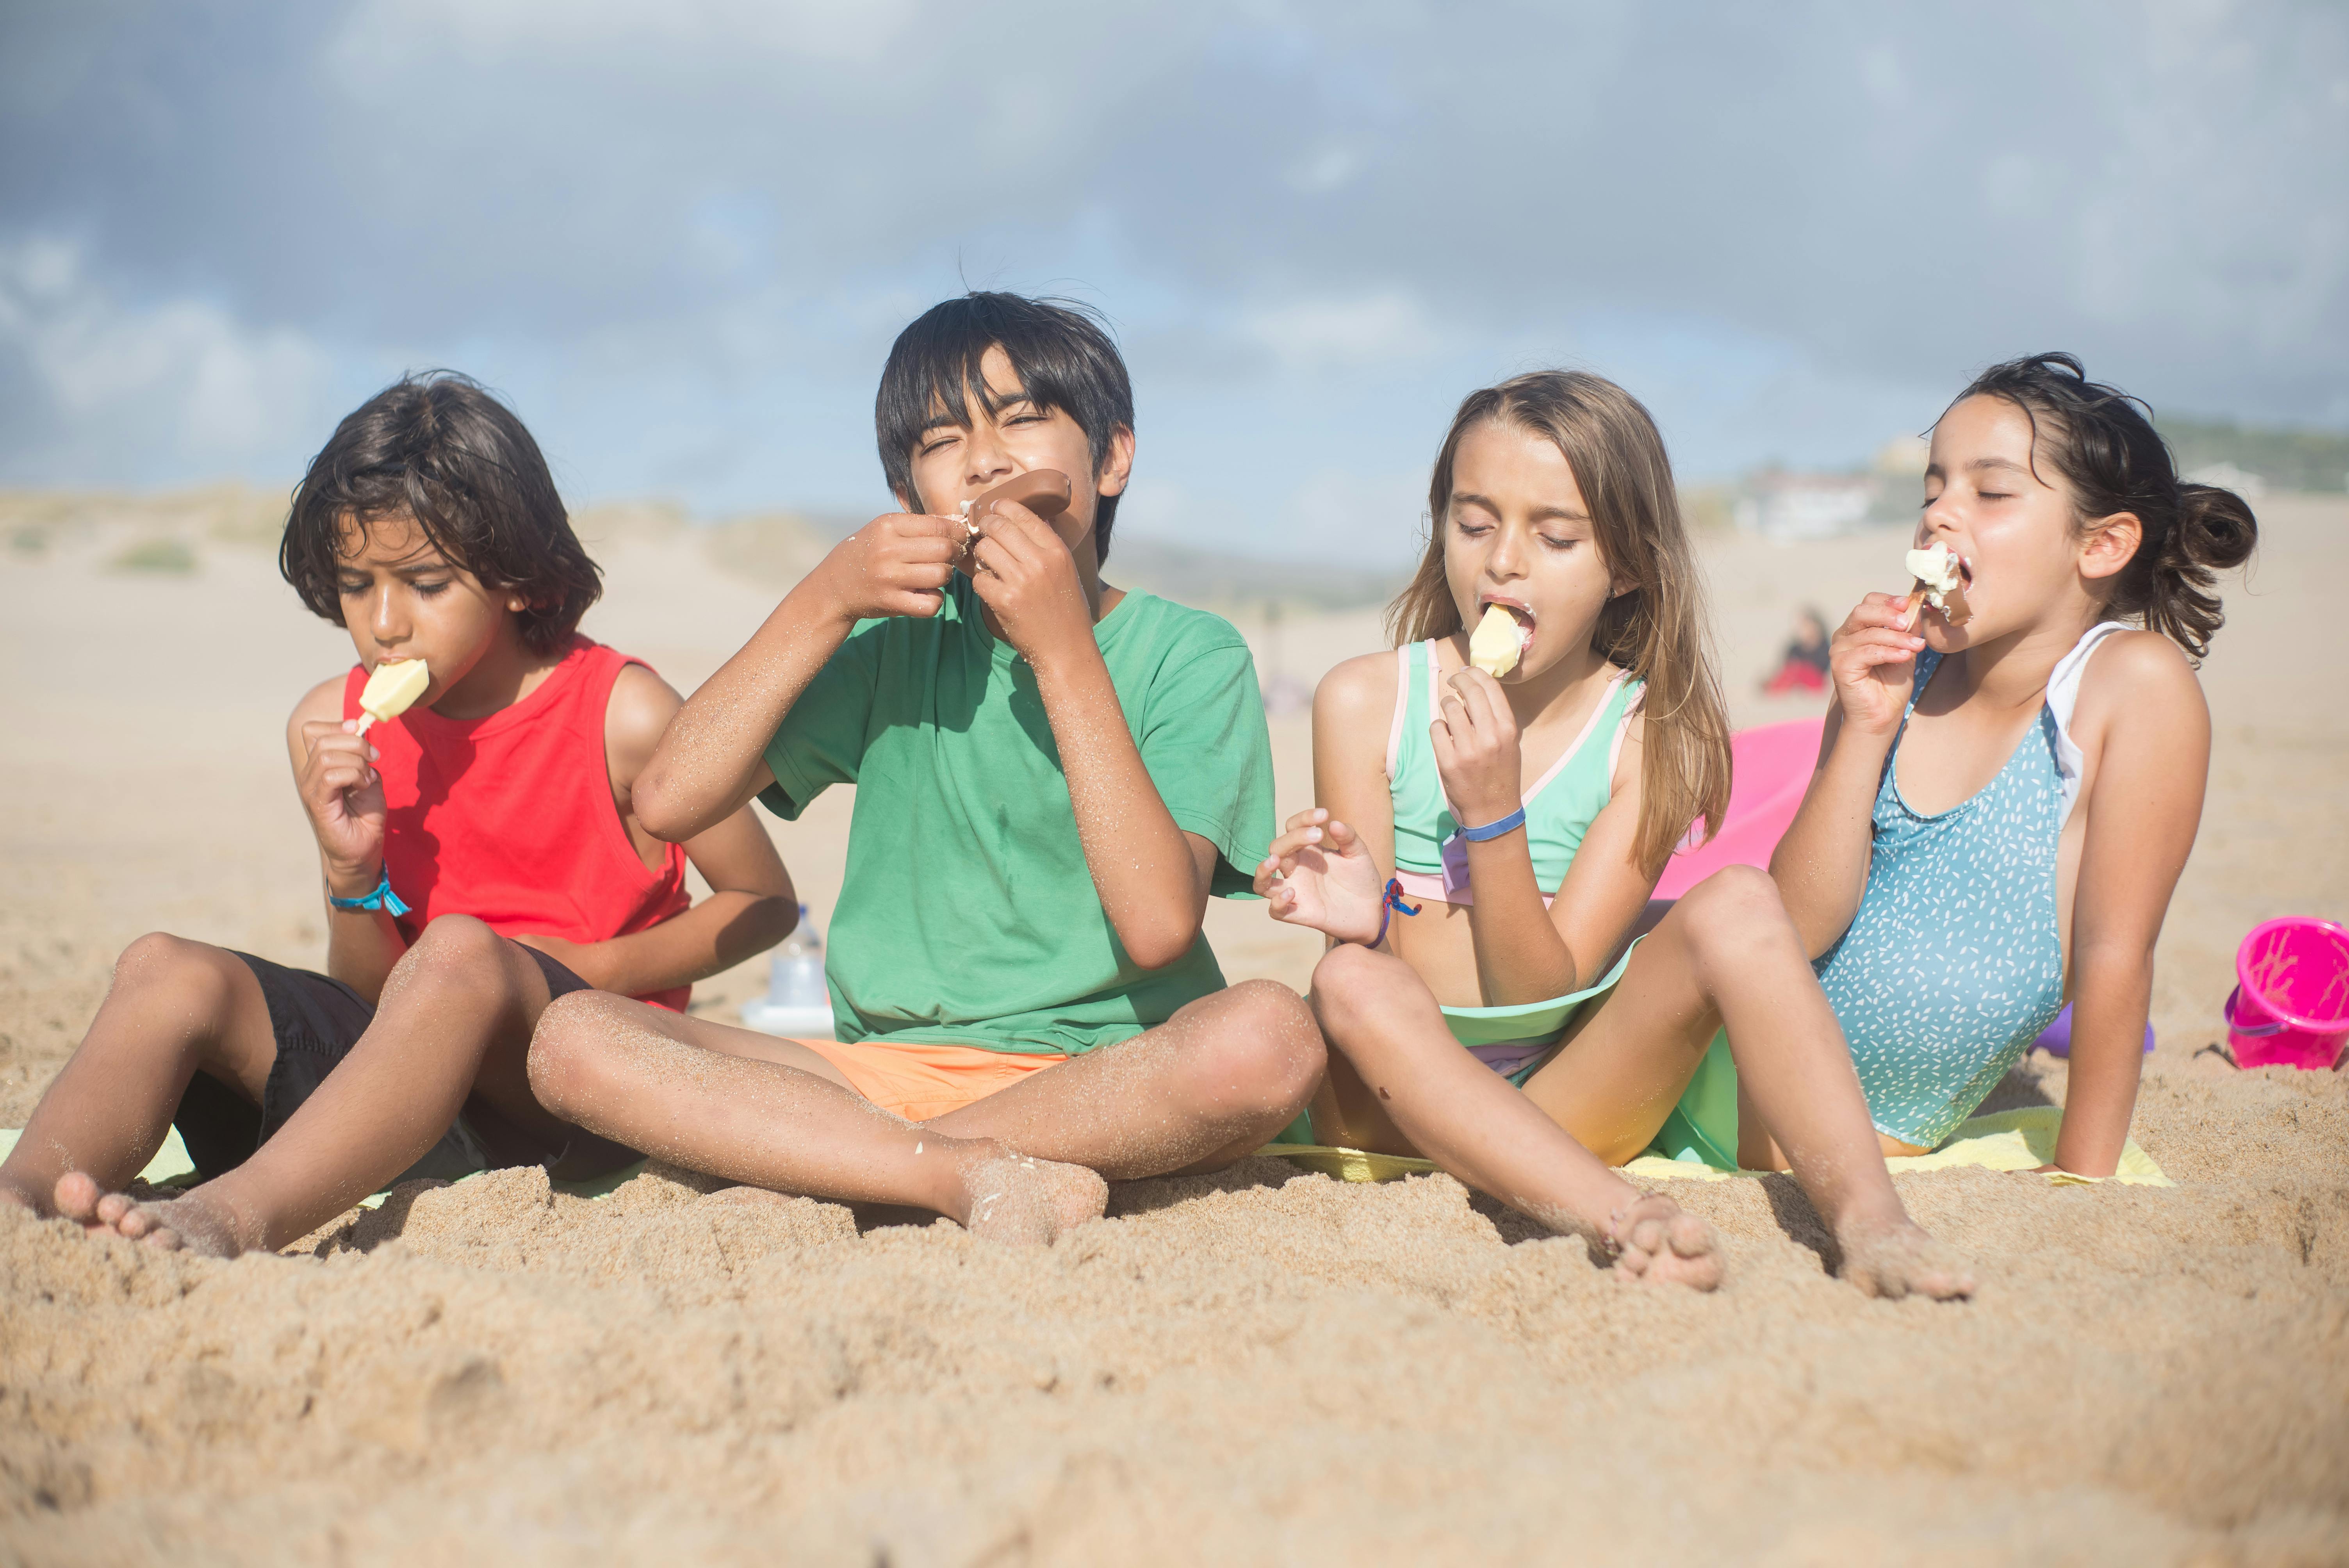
[280,372,602,653]
[875,293,1135,563]
[1955,353,2257,662]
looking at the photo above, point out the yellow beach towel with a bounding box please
[1258,1105,2173,1188]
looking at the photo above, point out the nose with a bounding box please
[962,420,1015,491]
[367,584,408,648]
[1485,521,1529,581]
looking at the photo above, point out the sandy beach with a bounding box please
[3,494,2345,1565]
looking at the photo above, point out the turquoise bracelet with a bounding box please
[329,865,411,917]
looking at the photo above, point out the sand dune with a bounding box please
[2,495,2344,1564]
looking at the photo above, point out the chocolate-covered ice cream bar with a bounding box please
[961,469,1072,527]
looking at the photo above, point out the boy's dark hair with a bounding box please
[1954,353,2256,663]
[280,371,602,653]
[876,293,1136,563]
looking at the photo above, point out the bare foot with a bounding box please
[1608,1192,1726,1291]
[1835,1215,1976,1301]
[52,1170,258,1258]
[950,1144,1108,1246]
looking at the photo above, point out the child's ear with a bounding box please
[2078,511,2142,583]
[1093,426,1137,499]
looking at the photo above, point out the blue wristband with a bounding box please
[329,866,411,917]
[1456,807,1528,843]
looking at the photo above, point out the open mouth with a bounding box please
[1479,597,1537,650]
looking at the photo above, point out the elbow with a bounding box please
[633,771,696,844]
[1124,916,1203,972]
[745,894,799,952]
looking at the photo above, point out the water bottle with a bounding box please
[739,902,835,1037]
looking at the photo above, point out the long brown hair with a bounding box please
[1386,371,1731,878]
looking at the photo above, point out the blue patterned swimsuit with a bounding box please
[1813,624,2127,1147]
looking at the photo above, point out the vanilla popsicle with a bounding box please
[1469,604,1528,677]
[353,659,430,735]
[1900,543,1972,629]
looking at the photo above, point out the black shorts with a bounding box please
[170,946,635,1188]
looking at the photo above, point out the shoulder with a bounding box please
[1314,649,1400,728]
[1116,592,1253,658]
[2078,628,2204,719]
[602,660,684,783]
[285,673,348,751]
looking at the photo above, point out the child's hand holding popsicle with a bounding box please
[297,659,426,899]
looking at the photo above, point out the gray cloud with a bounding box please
[2,0,2342,555]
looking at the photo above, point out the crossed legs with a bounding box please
[526,979,1324,1242]
[1310,866,1973,1299]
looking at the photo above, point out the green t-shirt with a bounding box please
[758,575,1275,1056]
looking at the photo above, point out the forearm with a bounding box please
[2051,949,2154,1177]
[321,893,406,1004]
[557,892,798,997]
[1032,649,1203,969]
[634,582,851,841]
[1770,726,1890,957]
[1462,841,1581,1003]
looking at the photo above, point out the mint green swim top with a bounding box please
[1385,639,1644,907]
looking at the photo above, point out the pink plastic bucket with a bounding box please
[2225,917,2349,1071]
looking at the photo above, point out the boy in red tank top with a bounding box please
[0,373,796,1256]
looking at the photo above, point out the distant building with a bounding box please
[1733,470,1880,540]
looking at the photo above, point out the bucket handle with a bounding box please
[2223,986,2286,1037]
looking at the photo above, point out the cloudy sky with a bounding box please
[3,0,2344,559]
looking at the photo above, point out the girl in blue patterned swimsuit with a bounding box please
[1255,372,1971,1299]
[1768,355,2257,1176]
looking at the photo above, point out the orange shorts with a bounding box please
[793,1037,1066,1121]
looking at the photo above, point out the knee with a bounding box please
[1307,942,1408,1037]
[525,990,615,1115]
[1673,864,1799,968]
[1679,864,1785,934]
[387,914,508,994]
[111,932,235,1007]
[1203,980,1325,1108]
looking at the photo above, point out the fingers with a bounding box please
[1841,592,1920,635]
[970,501,1061,554]
[1444,665,1513,736]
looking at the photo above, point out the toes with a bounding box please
[53,1172,102,1222]
[94,1191,136,1230]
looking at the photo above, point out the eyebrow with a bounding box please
[1453,490,1589,523]
[1967,456,2030,475]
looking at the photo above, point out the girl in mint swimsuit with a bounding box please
[1256,371,1972,1300]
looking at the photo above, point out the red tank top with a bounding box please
[343,636,693,1011]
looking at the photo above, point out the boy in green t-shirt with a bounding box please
[527,293,1324,1243]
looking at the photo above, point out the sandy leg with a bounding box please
[1310,945,1727,1291]
[921,980,1324,1180]
[531,993,1106,1245]
[1525,868,1970,1301]
[0,934,278,1222]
